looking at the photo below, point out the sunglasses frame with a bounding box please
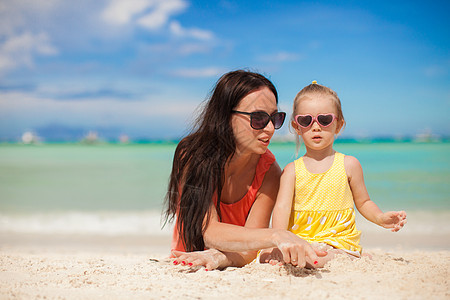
[232,110,286,130]
[294,113,337,128]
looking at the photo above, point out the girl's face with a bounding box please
[231,87,278,156]
[292,93,343,153]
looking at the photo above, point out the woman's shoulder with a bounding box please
[259,152,282,188]
[265,157,282,180]
[262,148,276,163]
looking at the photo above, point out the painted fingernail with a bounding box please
[314,261,318,264]
[188,263,193,266]
[205,269,209,271]
[173,261,178,265]
[181,261,186,265]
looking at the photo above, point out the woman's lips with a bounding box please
[259,138,270,145]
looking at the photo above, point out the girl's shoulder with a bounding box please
[343,154,363,178]
[343,154,361,167]
[282,161,296,176]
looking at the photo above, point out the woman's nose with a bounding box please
[264,119,275,133]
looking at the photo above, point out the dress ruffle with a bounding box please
[289,208,362,254]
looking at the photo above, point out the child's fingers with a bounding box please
[314,248,328,257]
[305,246,319,266]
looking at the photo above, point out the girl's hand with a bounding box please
[272,229,327,267]
[171,249,229,271]
[259,247,284,265]
[378,211,407,232]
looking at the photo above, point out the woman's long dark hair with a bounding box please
[163,70,278,252]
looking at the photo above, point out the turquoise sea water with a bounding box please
[0,142,449,212]
[0,142,448,236]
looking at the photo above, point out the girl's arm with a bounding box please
[272,162,296,230]
[259,162,299,265]
[345,156,407,232]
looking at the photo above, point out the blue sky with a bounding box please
[0,0,449,141]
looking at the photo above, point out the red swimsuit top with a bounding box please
[171,149,275,253]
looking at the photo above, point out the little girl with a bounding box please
[261,81,407,267]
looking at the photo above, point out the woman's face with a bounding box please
[231,87,278,156]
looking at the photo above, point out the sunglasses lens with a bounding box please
[272,112,286,129]
[317,114,334,126]
[297,115,312,127]
[251,112,269,129]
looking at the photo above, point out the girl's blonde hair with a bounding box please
[291,81,345,156]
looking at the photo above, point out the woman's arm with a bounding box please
[200,161,280,267]
[345,156,407,231]
[172,162,280,269]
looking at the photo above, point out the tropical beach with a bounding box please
[1,0,449,298]
[0,142,449,299]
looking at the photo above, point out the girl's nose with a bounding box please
[311,121,321,131]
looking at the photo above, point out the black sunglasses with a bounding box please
[232,110,286,130]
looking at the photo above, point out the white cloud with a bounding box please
[102,0,188,31]
[101,0,152,25]
[169,21,214,40]
[172,67,225,78]
[0,0,61,36]
[102,0,212,42]
[137,0,187,30]
[0,1,61,74]
[0,32,58,73]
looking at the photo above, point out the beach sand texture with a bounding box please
[1,232,449,299]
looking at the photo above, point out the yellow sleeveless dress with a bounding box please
[289,152,362,256]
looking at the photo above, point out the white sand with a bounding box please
[1,231,449,299]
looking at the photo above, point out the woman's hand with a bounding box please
[377,211,407,232]
[171,249,229,271]
[272,229,327,267]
